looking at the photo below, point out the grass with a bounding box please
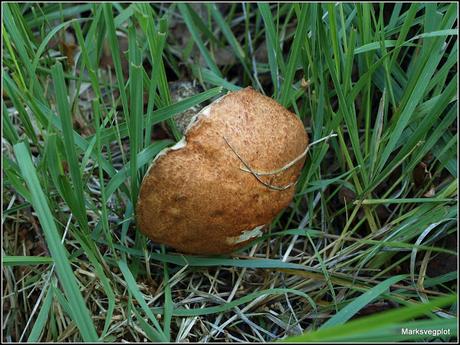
[2,2,458,342]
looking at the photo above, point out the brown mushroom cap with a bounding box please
[136,87,308,255]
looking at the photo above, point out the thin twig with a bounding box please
[223,136,294,191]
[240,132,337,176]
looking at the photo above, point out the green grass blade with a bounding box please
[131,305,165,342]
[209,4,252,83]
[2,256,54,266]
[97,86,223,145]
[118,259,167,342]
[13,142,98,341]
[177,3,222,78]
[50,62,89,230]
[282,294,457,342]
[279,4,309,106]
[27,286,54,342]
[150,288,316,317]
[29,18,81,93]
[127,22,143,205]
[104,139,173,200]
[321,275,406,329]
[103,3,129,120]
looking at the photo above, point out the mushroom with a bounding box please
[136,87,308,255]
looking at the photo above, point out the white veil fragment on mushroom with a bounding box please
[226,225,265,245]
[184,93,228,133]
[145,136,188,177]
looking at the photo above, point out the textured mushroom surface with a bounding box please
[137,87,308,255]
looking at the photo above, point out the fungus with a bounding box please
[136,87,308,255]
